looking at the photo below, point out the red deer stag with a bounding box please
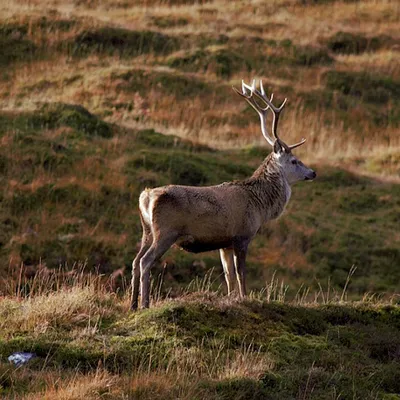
[131,79,316,310]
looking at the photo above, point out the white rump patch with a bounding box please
[139,190,158,226]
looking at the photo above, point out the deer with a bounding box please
[130,79,316,310]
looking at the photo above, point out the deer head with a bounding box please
[233,79,316,184]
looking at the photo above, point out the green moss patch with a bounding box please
[204,378,270,400]
[324,70,400,104]
[126,149,252,186]
[70,28,179,57]
[261,41,333,68]
[0,37,37,66]
[326,31,395,54]
[134,129,212,152]
[0,18,79,66]
[39,103,113,138]
[305,71,400,128]
[9,183,91,214]
[0,103,112,138]
[168,48,251,77]
[285,44,333,66]
[112,69,209,99]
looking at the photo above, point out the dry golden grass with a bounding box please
[0,284,114,335]
[337,50,400,79]
[2,70,398,170]
[1,0,399,168]
[22,369,119,400]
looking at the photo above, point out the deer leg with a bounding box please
[140,234,178,309]
[233,240,250,298]
[219,248,236,295]
[130,218,152,311]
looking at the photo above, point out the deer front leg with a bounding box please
[220,248,236,295]
[233,240,250,298]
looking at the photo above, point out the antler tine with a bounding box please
[259,80,273,102]
[235,79,307,152]
[288,138,306,150]
[250,80,287,143]
[232,81,275,147]
[254,81,306,151]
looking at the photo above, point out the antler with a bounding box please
[233,79,306,151]
[232,80,275,146]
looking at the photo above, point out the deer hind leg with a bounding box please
[130,216,152,311]
[219,248,236,295]
[233,240,250,298]
[140,233,178,309]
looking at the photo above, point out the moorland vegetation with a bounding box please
[0,0,399,398]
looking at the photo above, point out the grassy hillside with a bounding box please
[1,0,399,152]
[0,1,399,397]
[0,106,399,296]
[0,279,400,399]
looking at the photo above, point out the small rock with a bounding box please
[8,352,36,366]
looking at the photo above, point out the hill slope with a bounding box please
[1,1,399,398]
[0,107,399,295]
[1,282,400,399]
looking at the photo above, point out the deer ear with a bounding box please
[273,140,284,154]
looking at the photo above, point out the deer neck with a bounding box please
[246,153,291,220]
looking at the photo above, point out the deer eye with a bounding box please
[291,160,297,165]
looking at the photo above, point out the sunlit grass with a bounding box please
[0,2,399,397]
[0,269,399,399]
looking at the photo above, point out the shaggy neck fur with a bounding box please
[239,152,291,220]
